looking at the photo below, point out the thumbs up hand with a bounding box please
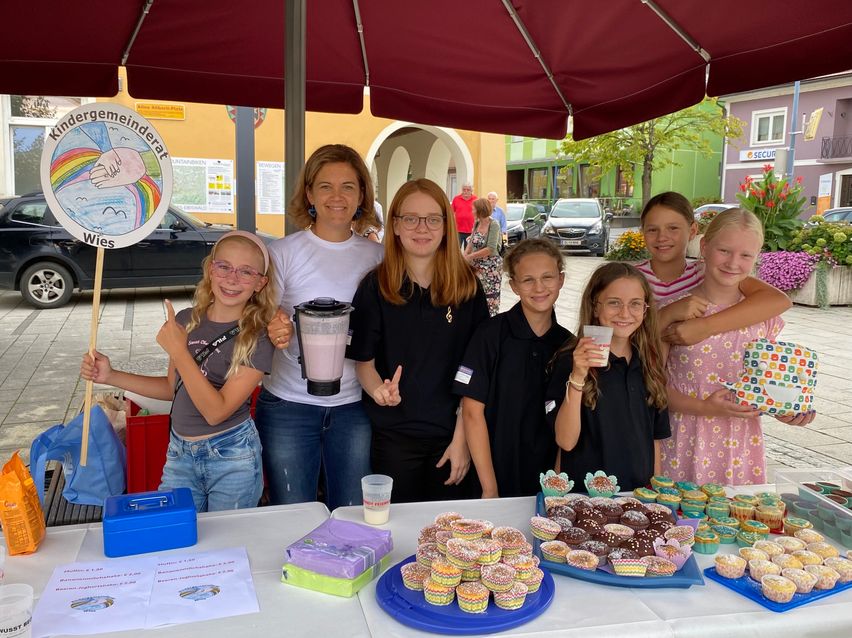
[156,299,188,357]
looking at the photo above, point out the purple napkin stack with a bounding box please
[285,518,393,580]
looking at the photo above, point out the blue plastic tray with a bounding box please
[704,567,852,612]
[534,492,705,589]
[375,555,555,635]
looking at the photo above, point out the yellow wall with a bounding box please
[101,76,505,237]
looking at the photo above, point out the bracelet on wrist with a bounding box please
[566,374,585,392]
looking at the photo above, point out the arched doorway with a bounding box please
[365,123,474,208]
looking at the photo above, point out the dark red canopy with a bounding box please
[3,0,852,139]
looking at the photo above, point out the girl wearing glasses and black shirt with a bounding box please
[454,239,571,498]
[544,262,671,491]
[347,179,489,503]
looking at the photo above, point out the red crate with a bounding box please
[124,388,262,494]
[125,399,170,493]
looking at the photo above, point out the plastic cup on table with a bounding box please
[582,325,614,366]
[0,584,33,638]
[362,474,393,525]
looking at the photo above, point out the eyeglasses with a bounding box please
[597,298,649,314]
[512,274,561,291]
[211,260,263,283]
[394,214,445,230]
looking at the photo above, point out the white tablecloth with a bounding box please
[7,494,852,637]
[332,495,852,638]
[7,501,372,638]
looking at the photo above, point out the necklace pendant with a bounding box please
[446,306,453,324]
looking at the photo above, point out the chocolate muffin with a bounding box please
[624,535,656,557]
[618,500,647,513]
[578,540,610,567]
[607,547,640,564]
[557,527,589,546]
[548,516,574,531]
[571,499,596,514]
[573,518,603,535]
[613,496,643,508]
[620,510,650,532]
[647,509,675,525]
[648,520,674,534]
[598,502,624,523]
[546,505,576,522]
[595,531,623,548]
[582,508,607,525]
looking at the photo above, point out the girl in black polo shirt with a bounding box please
[348,179,489,503]
[455,239,571,498]
[545,262,670,491]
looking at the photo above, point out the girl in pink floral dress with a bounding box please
[661,209,810,485]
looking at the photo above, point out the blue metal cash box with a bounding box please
[102,488,197,557]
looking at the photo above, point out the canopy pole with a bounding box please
[641,0,711,63]
[121,0,155,65]
[352,0,370,87]
[501,0,572,117]
[235,106,256,231]
[284,0,306,236]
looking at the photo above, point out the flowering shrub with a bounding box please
[788,220,852,266]
[757,251,819,291]
[737,165,806,250]
[695,208,721,232]
[604,229,649,261]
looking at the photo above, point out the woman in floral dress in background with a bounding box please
[464,198,503,316]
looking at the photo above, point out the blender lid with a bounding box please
[294,297,353,315]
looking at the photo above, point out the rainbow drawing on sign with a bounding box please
[48,121,163,235]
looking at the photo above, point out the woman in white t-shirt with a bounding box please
[257,145,384,510]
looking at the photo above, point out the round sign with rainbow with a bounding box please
[40,103,173,249]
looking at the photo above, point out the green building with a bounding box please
[505,131,724,213]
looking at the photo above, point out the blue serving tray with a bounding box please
[704,567,852,612]
[375,555,555,635]
[534,492,705,589]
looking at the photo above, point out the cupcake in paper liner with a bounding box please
[584,471,619,498]
[540,470,573,496]
[652,537,692,571]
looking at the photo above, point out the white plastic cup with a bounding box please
[583,325,614,366]
[361,474,393,525]
[0,584,33,638]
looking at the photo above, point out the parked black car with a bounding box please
[542,198,611,256]
[505,202,546,245]
[0,193,276,309]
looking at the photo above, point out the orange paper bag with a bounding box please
[0,451,46,554]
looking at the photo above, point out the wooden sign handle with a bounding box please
[80,246,105,466]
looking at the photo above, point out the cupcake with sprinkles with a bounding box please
[456,581,490,614]
[539,470,573,496]
[502,553,535,580]
[520,566,545,593]
[434,511,464,531]
[540,540,570,563]
[473,538,503,565]
[481,563,517,592]
[430,556,462,587]
[584,471,619,498]
[445,538,479,569]
[423,578,456,606]
[401,562,432,591]
[494,581,529,610]
[565,549,599,571]
[416,542,441,568]
[529,516,561,541]
[492,526,528,556]
[450,518,487,541]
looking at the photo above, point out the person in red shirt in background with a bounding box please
[451,182,476,247]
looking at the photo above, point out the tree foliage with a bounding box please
[560,98,744,207]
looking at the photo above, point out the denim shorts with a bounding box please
[160,417,263,513]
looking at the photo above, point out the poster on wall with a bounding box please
[256,161,285,214]
[172,157,234,213]
[817,173,832,215]
[40,103,172,248]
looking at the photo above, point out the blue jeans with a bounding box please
[160,418,263,513]
[254,389,372,510]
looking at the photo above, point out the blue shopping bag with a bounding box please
[30,405,126,506]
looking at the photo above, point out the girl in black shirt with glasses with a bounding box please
[347,179,489,503]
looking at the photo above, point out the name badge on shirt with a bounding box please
[545,400,556,414]
[454,365,473,385]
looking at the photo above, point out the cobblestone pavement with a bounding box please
[2,255,851,482]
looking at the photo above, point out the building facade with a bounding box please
[721,73,852,215]
[1,80,505,235]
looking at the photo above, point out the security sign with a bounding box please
[40,103,173,249]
